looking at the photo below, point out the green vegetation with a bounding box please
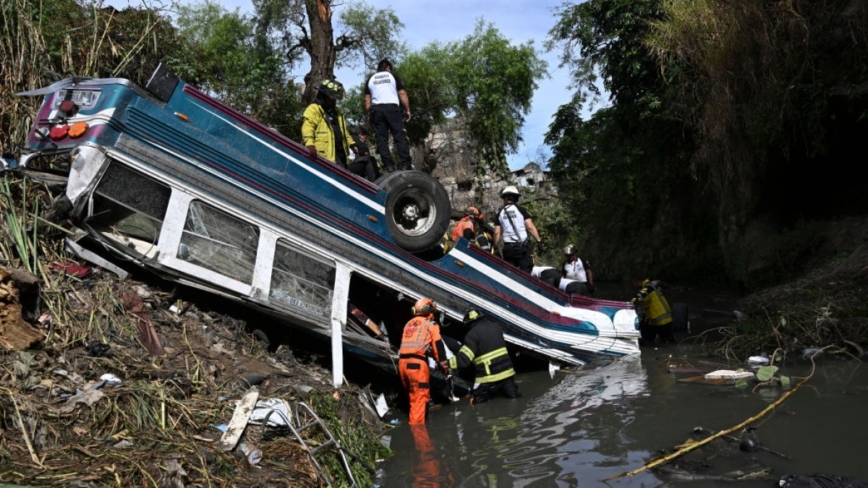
[545,0,868,286]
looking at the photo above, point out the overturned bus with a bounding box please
[6,65,640,385]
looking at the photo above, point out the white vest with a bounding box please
[498,205,527,243]
[367,72,399,105]
[563,259,588,282]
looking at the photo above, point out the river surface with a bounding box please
[378,283,868,487]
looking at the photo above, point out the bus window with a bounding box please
[270,239,335,319]
[178,200,258,284]
[90,161,170,244]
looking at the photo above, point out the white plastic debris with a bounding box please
[705,370,755,381]
[375,393,389,418]
[247,398,293,427]
[748,355,770,365]
[548,361,560,379]
[100,373,123,386]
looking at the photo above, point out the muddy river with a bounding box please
[377,283,868,487]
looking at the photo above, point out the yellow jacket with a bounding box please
[301,103,353,164]
[635,279,673,326]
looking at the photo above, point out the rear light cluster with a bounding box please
[38,91,96,142]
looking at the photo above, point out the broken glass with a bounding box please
[270,240,335,318]
[89,161,169,242]
[178,200,259,284]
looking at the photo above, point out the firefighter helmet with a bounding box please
[501,186,520,198]
[465,206,482,219]
[412,297,437,317]
[463,308,482,324]
[318,79,345,100]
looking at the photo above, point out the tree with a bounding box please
[175,1,302,136]
[398,22,546,176]
[544,0,705,278]
[254,0,404,104]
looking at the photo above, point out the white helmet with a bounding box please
[563,244,576,256]
[501,185,520,197]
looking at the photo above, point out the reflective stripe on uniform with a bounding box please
[476,367,516,384]
[473,347,509,376]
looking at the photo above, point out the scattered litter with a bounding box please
[219,388,259,451]
[704,370,755,381]
[297,385,314,394]
[380,435,391,449]
[389,418,400,425]
[99,373,123,386]
[86,341,111,358]
[52,387,105,413]
[548,361,560,379]
[53,368,84,384]
[374,393,389,418]
[240,442,263,466]
[49,260,94,278]
[748,355,769,365]
[212,424,228,433]
[113,440,134,449]
[247,398,293,427]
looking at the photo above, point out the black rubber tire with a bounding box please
[378,170,451,252]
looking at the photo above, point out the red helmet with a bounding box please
[412,297,437,317]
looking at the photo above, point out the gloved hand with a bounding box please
[307,146,317,159]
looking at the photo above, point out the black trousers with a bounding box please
[502,242,532,272]
[639,320,675,344]
[472,377,520,404]
[348,156,379,182]
[371,105,412,170]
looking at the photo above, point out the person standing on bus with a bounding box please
[493,186,541,273]
[399,298,450,424]
[302,79,354,168]
[364,59,413,172]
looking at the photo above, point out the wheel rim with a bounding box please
[390,187,438,237]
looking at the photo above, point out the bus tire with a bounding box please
[379,170,451,252]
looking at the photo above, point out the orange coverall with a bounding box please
[399,315,448,424]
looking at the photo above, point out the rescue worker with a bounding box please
[302,79,355,168]
[531,266,561,288]
[451,206,483,243]
[476,222,495,253]
[562,245,595,294]
[631,278,676,344]
[448,309,520,404]
[347,127,379,182]
[399,298,450,424]
[364,59,412,172]
[493,186,541,273]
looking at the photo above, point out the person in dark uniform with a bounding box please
[348,127,379,182]
[364,59,413,172]
[449,309,520,404]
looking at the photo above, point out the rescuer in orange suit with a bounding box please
[399,298,450,424]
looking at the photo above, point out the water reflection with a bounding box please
[409,424,455,487]
[383,353,868,487]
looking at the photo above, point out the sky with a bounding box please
[108,0,580,170]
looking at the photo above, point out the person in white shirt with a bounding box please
[493,186,541,273]
[364,59,412,172]
[561,244,594,294]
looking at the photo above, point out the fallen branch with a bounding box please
[604,352,822,481]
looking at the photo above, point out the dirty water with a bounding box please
[379,283,868,487]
